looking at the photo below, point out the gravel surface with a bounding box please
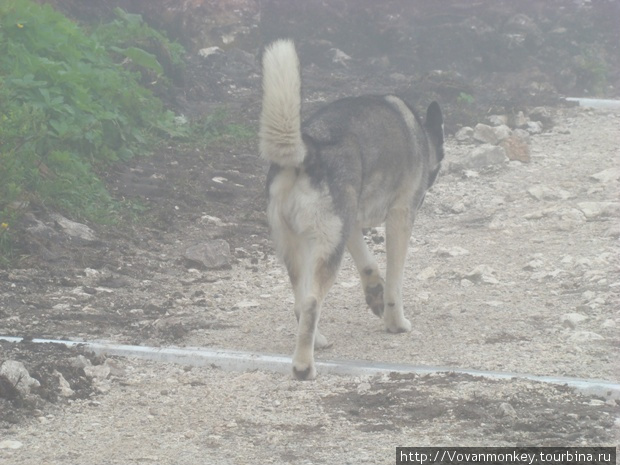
[1,105,619,464]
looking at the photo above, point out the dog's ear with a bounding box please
[425,101,444,144]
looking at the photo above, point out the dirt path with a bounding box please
[1,106,619,462]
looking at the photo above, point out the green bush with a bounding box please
[92,8,186,89]
[0,1,187,263]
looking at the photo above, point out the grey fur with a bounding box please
[261,40,444,380]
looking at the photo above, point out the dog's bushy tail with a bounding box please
[259,40,305,167]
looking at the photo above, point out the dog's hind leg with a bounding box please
[347,227,385,317]
[383,208,413,333]
[291,274,330,350]
[289,242,342,380]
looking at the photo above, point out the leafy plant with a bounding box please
[91,8,186,88]
[457,92,475,105]
[0,1,188,264]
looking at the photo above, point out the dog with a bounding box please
[260,40,444,380]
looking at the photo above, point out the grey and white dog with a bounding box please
[260,40,444,380]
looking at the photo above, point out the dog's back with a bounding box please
[302,95,440,228]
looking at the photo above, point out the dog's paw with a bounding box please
[292,361,316,380]
[384,316,412,333]
[365,282,385,317]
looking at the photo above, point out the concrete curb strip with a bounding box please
[1,336,618,400]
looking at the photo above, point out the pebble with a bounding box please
[523,259,544,270]
[560,313,588,329]
[462,265,498,284]
[499,402,518,418]
[0,440,23,450]
[487,114,508,126]
[184,240,232,269]
[450,201,467,213]
[527,186,571,201]
[198,46,223,59]
[601,319,616,329]
[416,267,437,281]
[235,300,260,308]
[526,121,543,134]
[590,167,620,183]
[577,202,619,219]
[455,126,473,142]
[566,330,604,343]
[435,246,470,257]
[84,364,111,381]
[450,145,507,172]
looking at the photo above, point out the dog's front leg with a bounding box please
[383,208,413,333]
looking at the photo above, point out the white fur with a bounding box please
[267,167,343,379]
[259,40,306,167]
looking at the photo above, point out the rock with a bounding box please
[416,267,437,281]
[560,313,588,329]
[499,402,518,418]
[504,13,541,38]
[104,359,126,378]
[601,319,616,329]
[567,330,604,343]
[450,201,467,214]
[84,364,111,381]
[529,107,554,126]
[487,114,508,126]
[605,224,620,238]
[513,128,531,143]
[198,46,224,60]
[500,134,529,163]
[70,355,92,370]
[527,186,571,201]
[54,370,75,397]
[184,240,232,269]
[435,246,470,257]
[0,440,23,450]
[493,124,512,142]
[327,48,352,66]
[0,360,40,395]
[450,145,507,172]
[526,121,543,134]
[463,265,498,284]
[50,213,98,243]
[473,123,499,144]
[514,111,529,128]
[23,213,58,241]
[523,259,544,271]
[455,126,473,142]
[590,167,620,183]
[200,215,225,226]
[577,202,620,219]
